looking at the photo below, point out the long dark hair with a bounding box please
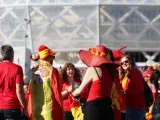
[59,63,81,83]
[119,55,135,79]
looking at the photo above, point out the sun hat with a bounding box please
[79,45,116,67]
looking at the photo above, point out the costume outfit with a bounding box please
[27,45,63,120]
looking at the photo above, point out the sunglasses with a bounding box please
[121,60,129,65]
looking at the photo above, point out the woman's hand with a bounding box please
[32,65,39,72]
[72,89,80,97]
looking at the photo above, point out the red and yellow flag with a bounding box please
[112,83,121,120]
[26,61,63,120]
[69,94,84,120]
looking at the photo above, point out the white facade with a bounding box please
[0,0,160,72]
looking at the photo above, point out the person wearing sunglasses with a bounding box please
[111,46,127,120]
[28,45,63,120]
[119,56,147,120]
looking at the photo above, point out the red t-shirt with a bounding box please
[62,80,81,112]
[62,83,71,111]
[0,61,24,109]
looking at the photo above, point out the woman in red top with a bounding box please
[72,45,117,120]
[60,63,81,120]
[119,56,147,120]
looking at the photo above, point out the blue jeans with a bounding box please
[126,108,146,120]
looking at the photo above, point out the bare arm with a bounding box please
[77,72,92,94]
[149,103,154,114]
[15,66,27,112]
[149,84,157,113]
[16,84,27,110]
[73,67,100,96]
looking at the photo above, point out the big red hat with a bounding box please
[113,46,127,60]
[30,45,55,61]
[79,45,117,67]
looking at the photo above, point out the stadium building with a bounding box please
[0,0,160,73]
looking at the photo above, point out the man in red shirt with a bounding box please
[0,45,27,120]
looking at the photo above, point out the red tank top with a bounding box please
[87,66,113,101]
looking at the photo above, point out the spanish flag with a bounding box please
[26,61,63,120]
[69,94,84,120]
[111,74,125,120]
[112,83,121,120]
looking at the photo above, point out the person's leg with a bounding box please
[126,108,136,120]
[64,111,74,120]
[121,112,126,120]
[134,109,146,120]
[102,105,114,120]
[4,109,21,120]
[0,109,5,120]
[126,108,146,120]
[83,103,98,120]
[99,103,113,120]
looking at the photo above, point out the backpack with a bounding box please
[144,81,154,107]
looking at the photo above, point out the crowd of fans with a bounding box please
[0,44,160,120]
